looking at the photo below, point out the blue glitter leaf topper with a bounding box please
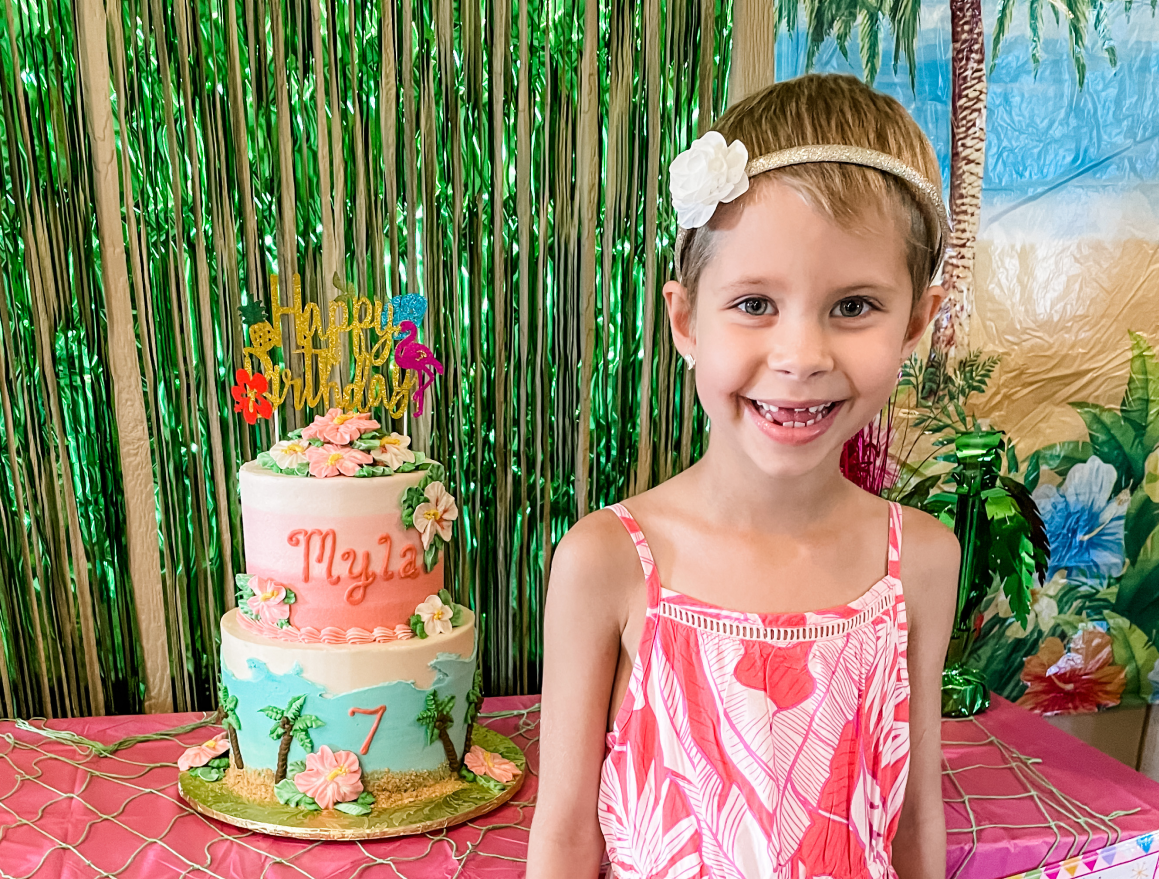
[382,294,427,338]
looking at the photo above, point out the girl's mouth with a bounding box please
[745,398,844,445]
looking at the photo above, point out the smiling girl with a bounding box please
[527,74,960,879]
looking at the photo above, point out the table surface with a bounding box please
[1,694,1157,878]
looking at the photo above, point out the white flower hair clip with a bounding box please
[669,134,952,285]
[668,131,750,229]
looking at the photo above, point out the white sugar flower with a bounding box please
[415,593,454,636]
[269,439,310,470]
[668,131,750,229]
[412,481,459,549]
[370,432,416,470]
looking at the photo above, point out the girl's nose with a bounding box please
[766,321,834,380]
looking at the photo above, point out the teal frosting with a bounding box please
[222,649,476,774]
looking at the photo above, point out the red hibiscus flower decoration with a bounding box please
[231,369,273,425]
[1016,628,1126,716]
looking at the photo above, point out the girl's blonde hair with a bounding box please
[679,74,943,304]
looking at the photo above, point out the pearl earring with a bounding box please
[683,353,696,370]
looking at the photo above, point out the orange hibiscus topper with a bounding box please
[231,368,273,425]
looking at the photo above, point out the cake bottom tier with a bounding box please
[219,608,477,776]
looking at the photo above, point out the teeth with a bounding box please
[752,399,834,427]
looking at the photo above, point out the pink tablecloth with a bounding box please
[0,694,1157,878]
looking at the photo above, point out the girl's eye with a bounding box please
[738,298,772,316]
[834,298,872,318]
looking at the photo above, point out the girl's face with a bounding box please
[665,179,943,481]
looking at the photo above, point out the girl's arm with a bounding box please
[893,510,960,879]
[527,512,638,879]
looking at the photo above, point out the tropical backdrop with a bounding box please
[0,0,1155,720]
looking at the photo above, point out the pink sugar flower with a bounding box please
[305,443,373,478]
[293,745,364,810]
[246,576,290,626]
[464,745,519,784]
[301,408,380,445]
[178,734,230,771]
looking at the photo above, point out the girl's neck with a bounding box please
[688,440,854,534]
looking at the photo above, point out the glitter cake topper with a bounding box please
[231,274,443,424]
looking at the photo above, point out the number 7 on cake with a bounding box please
[348,705,387,755]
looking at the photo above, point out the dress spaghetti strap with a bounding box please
[887,500,903,580]
[606,503,660,611]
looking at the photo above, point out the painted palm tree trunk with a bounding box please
[933,0,988,358]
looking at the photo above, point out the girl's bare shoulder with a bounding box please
[896,503,961,622]
[547,506,647,630]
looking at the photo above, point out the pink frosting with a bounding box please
[242,506,442,631]
[236,612,415,644]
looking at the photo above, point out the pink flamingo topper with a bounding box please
[394,320,444,416]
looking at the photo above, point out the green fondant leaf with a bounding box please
[287,760,306,777]
[282,588,296,605]
[459,768,477,782]
[292,731,313,752]
[286,694,307,722]
[234,573,253,589]
[475,775,505,794]
[355,791,375,806]
[354,465,395,478]
[207,756,231,769]
[274,778,321,811]
[450,604,465,627]
[259,705,284,722]
[296,714,325,729]
[190,766,225,782]
[438,588,452,605]
[291,463,310,476]
[268,723,283,740]
[410,614,427,638]
[287,428,304,440]
[424,542,440,573]
[334,800,373,816]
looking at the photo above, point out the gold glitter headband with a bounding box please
[673,144,950,285]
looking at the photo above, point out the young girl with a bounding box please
[527,74,959,879]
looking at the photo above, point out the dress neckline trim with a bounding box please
[658,570,894,620]
[657,581,895,643]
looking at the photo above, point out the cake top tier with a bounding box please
[238,409,460,639]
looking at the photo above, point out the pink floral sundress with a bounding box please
[598,502,911,879]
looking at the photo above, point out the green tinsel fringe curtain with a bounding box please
[0,0,731,717]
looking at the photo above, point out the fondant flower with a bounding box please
[293,745,363,810]
[178,734,230,771]
[464,745,519,784]
[231,369,273,425]
[369,432,417,469]
[268,439,310,470]
[669,131,750,229]
[305,443,373,478]
[301,408,380,445]
[412,481,458,548]
[415,593,454,636]
[246,576,290,626]
[1017,628,1126,715]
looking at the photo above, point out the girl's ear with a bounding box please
[663,279,696,359]
[902,284,946,358]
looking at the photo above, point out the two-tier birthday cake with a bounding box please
[178,277,523,837]
[179,410,522,837]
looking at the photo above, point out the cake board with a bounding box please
[178,726,525,841]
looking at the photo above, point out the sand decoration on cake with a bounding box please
[222,764,466,810]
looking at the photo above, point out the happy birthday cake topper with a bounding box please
[230,273,444,425]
